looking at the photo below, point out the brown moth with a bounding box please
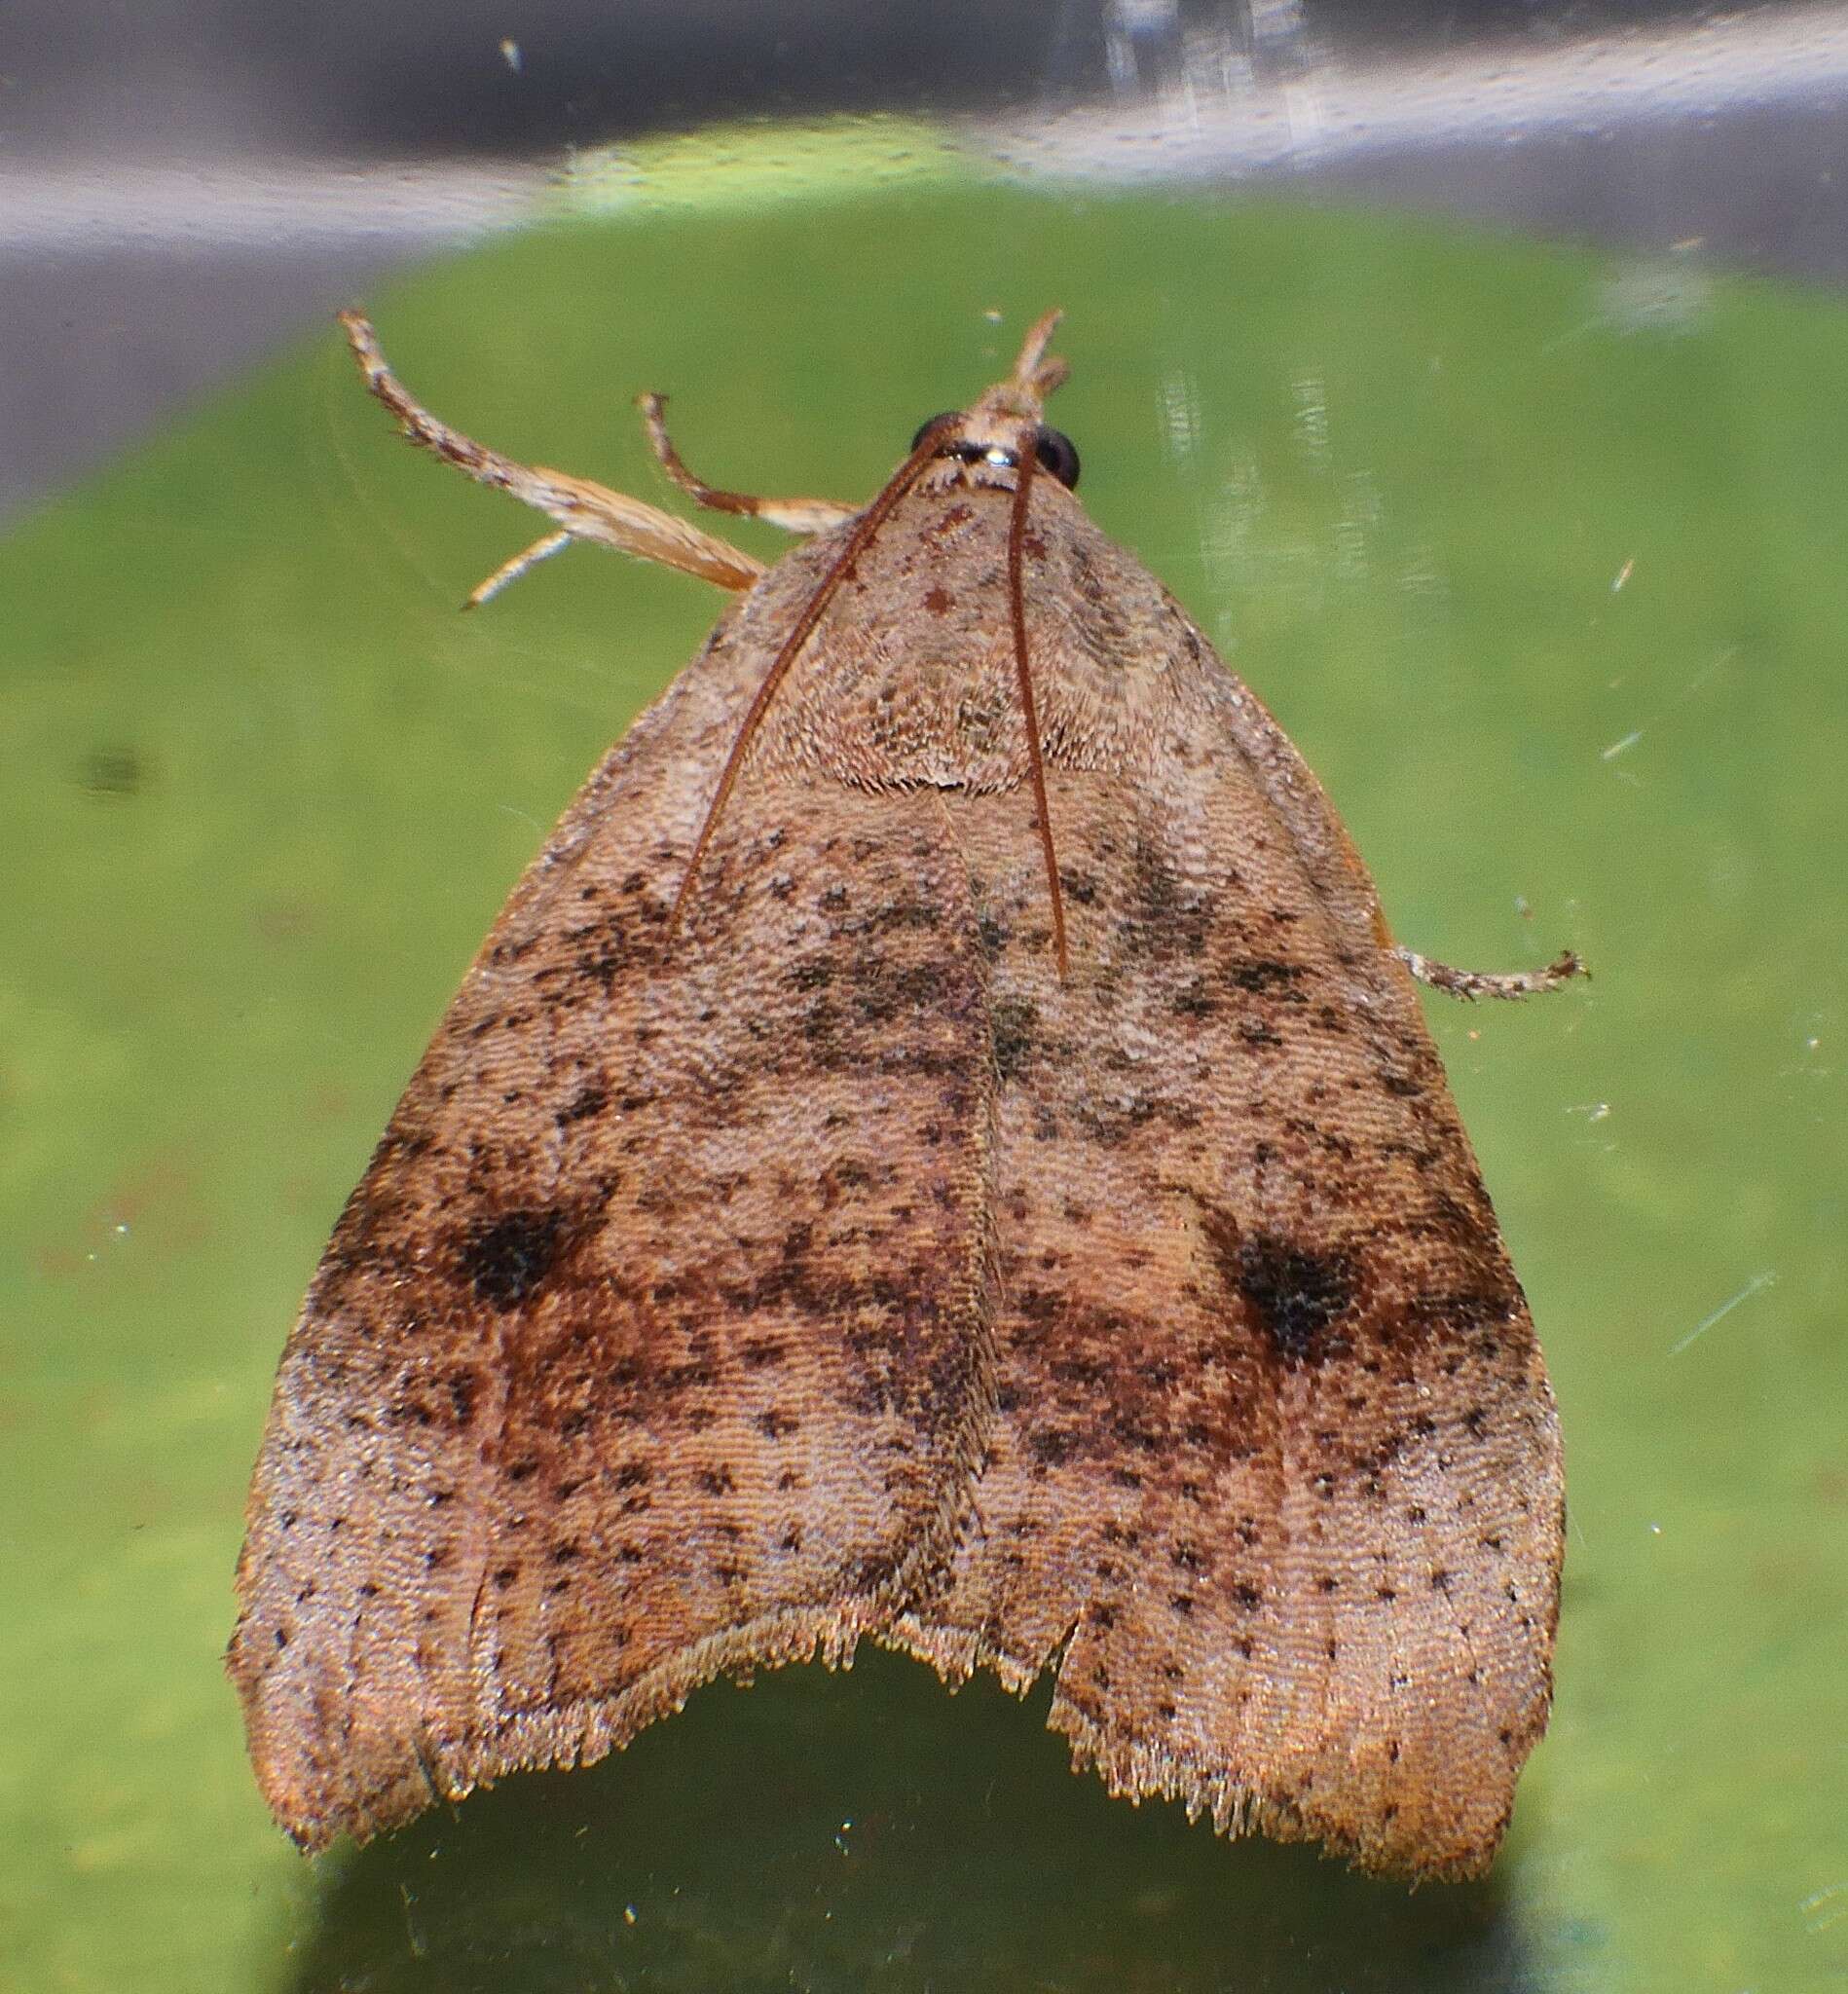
[229,310,1578,1880]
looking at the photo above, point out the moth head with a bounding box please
[908,413,1082,493]
[906,308,1079,493]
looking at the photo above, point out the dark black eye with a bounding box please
[1034,425,1081,490]
[910,412,958,453]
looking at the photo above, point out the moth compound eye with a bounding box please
[910,413,960,454]
[1034,426,1081,490]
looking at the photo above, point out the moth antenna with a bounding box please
[668,435,942,938]
[1010,309,1068,403]
[1006,438,1069,978]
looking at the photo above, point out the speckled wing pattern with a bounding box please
[230,551,1004,1847]
[881,493,1561,1880]
[231,402,1561,1877]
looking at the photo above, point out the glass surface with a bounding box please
[5,15,1847,1994]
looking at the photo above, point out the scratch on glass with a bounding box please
[1669,1271,1777,1356]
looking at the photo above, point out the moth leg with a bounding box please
[465,530,571,609]
[339,313,766,599]
[639,392,860,535]
[1398,946,1586,1001]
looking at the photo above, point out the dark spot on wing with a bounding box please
[1225,958,1307,996]
[556,1083,608,1126]
[1204,1216,1358,1366]
[1130,835,1211,958]
[992,996,1039,1083]
[459,1208,567,1309]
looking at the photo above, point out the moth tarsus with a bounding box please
[639,390,859,535]
[464,528,573,610]
[1398,945,1587,1003]
[233,310,1574,1882]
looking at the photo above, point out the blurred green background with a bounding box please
[4,166,1845,1991]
